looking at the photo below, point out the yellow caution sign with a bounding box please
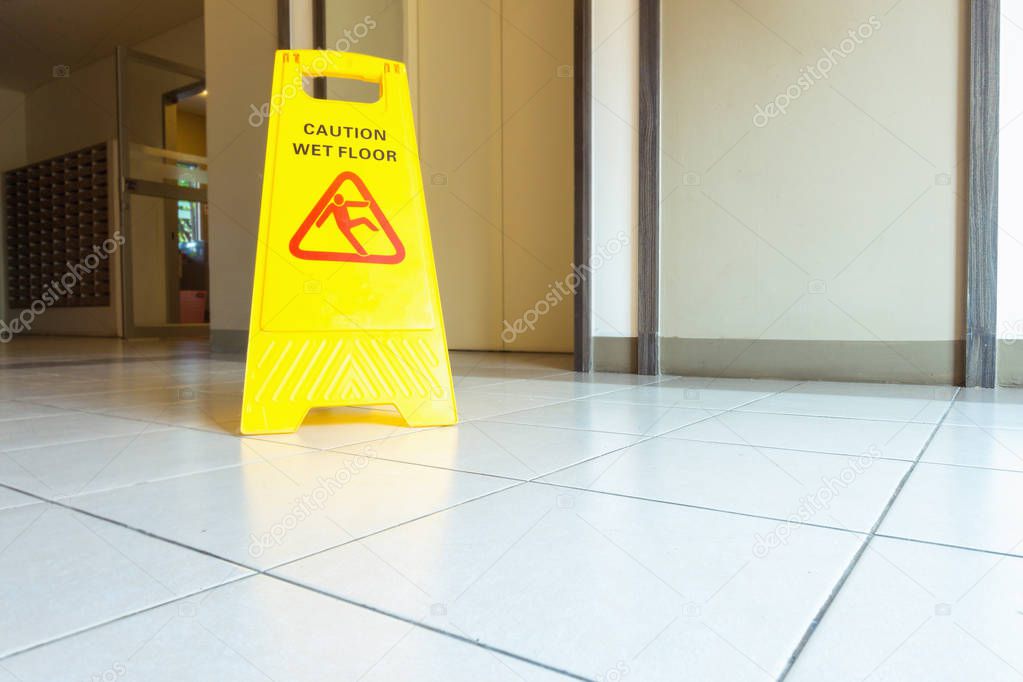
[240,51,457,435]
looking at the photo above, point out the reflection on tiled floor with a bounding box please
[0,339,1020,680]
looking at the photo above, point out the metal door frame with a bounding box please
[114,46,209,338]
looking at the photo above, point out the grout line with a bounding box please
[258,478,529,573]
[0,482,258,573]
[0,472,522,578]
[872,533,1023,561]
[526,478,871,537]
[0,573,256,661]
[264,572,591,681]
[731,407,947,426]
[661,436,921,463]
[664,435,1023,476]
[775,386,962,681]
[0,352,219,371]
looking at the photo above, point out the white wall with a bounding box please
[591,0,639,340]
[998,0,1023,340]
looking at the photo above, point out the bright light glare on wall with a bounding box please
[998,0,1023,340]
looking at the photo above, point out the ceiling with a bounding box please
[0,0,203,92]
[178,89,207,116]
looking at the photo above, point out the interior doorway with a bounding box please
[115,47,209,338]
[162,82,210,325]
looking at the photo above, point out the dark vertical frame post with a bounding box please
[966,0,1000,387]
[637,0,660,375]
[114,46,129,337]
[313,0,327,98]
[277,0,291,49]
[574,0,593,372]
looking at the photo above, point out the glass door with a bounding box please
[115,47,209,337]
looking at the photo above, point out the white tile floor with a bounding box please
[0,339,1021,681]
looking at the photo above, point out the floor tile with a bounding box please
[0,401,71,422]
[0,428,311,498]
[537,371,663,386]
[6,338,1018,681]
[66,452,516,569]
[945,387,1023,429]
[106,397,243,432]
[452,389,569,421]
[592,377,796,410]
[30,386,206,412]
[334,420,642,480]
[0,576,565,682]
[787,537,1023,681]
[542,438,909,531]
[880,464,1023,556]
[0,503,249,657]
[455,378,635,401]
[737,382,954,423]
[449,350,570,368]
[920,424,1023,472]
[491,399,720,436]
[665,411,935,460]
[449,365,569,383]
[0,486,37,511]
[449,374,524,390]
[273,482,863,681]
[0,413,171,451]
[10,377,181,399]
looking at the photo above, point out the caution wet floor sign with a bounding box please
[241,51,457,434]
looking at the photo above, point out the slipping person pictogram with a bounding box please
[289,171,406,264]
[315,192,378,256]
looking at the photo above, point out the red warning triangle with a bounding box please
[289,171,406,264]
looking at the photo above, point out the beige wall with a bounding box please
[499,0,575,352]
[325,0,403,60]
[205,0,277,347]
[415,0,503,350]
[175,111,208,156]
[658,0,968,380]
[415,0,575,352]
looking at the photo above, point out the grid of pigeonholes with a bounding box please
[3,142,111,309]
